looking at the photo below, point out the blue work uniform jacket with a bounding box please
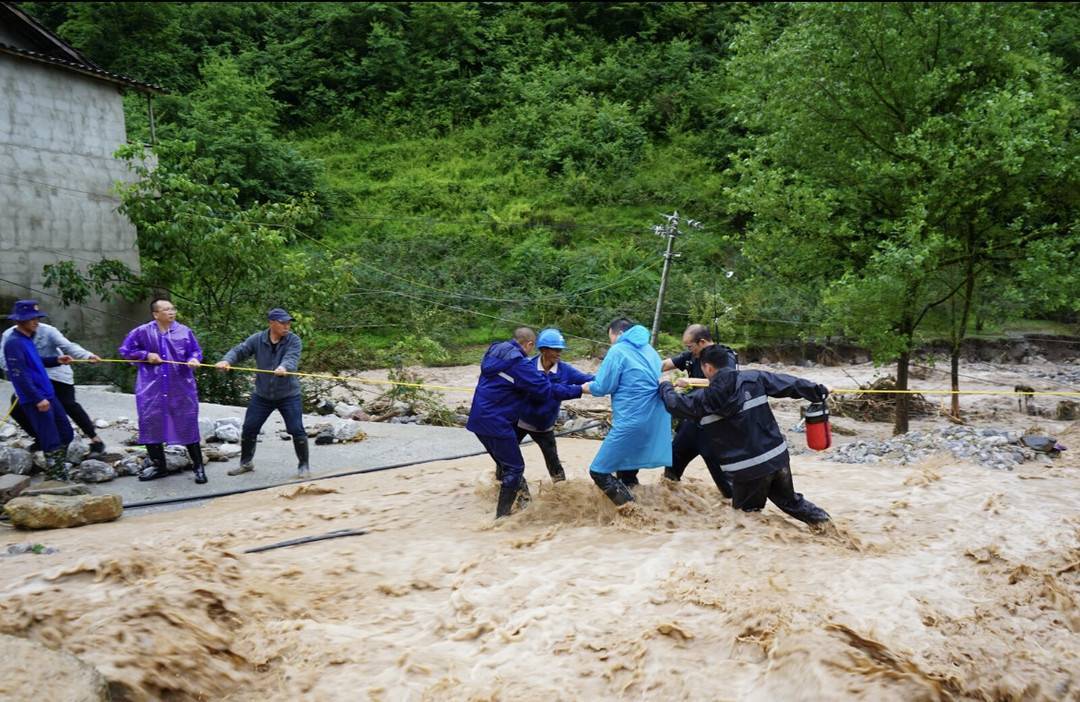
[587,325,672,473]
[466,339,583,439]
[658,369,827,482]
[517,356,595,432]
[3,330,61,406]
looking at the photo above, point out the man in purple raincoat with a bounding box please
[118,298,207,484]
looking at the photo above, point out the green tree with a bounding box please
[727,3,1079,433]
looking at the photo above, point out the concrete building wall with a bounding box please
[0,54,143,351]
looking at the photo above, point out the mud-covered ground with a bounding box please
[0,357,1077,701]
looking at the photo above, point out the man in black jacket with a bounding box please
[657,323,737,496]
[657,345,831,526]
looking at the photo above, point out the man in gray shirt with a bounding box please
[1,320,106,456]
[216,308,309,476]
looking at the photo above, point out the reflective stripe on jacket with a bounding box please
[658,369,825,482]
[466,339,582,439]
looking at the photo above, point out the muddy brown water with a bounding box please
[1,426,1077,701]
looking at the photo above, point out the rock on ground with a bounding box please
[0,634,109,701]
[4,494,123,529]
[67,439,90,464]
[0,474,30,505]
[21,482,91,497]
[0,446,33,475]
[68,460,116,484]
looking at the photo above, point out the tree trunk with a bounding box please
[950,223,978,419]
[894,348,911,435]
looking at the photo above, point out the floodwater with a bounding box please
[1,429,1077,700]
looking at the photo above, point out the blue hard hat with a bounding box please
[536,328,566,350]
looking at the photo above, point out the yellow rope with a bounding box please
[830,388,1080,397]
[69,358,1080,397]
[0,399,16,425]
[71,358,475,392]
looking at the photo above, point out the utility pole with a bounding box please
[649,211,702,346]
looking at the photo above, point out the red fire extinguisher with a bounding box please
[805,402,832,451]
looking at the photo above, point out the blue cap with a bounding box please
[537,328,566,350]
[8,299,47,322]
[268,308,293,322]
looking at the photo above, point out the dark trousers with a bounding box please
[241,393,305,440]
[731,464,830,525]
[667,420,733,497]
[19,397,74,453]
[477,433,525,489]
[10,383,98,447]
[514,425,564,478]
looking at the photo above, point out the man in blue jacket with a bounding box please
[581,318,672,506]
[514,328,595,483]
[467,327,586,518]
[2,300,75,479]
[658,344,831,527]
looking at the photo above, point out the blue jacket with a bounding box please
[587,325,672,473]
[517,356,594,432]
[3,329,61,405]
[467,339,583,439]
[659,369,827,482]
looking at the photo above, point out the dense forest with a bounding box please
[21,2,1080,428]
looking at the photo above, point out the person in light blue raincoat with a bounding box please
[582,318,672,505]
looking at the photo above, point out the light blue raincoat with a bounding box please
[588,325,673,474]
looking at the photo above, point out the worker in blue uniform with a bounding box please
[513,328,595,483]
[658,344,831,527]
[467,327,586,518]
[2,300,75,479]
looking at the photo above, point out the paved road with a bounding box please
[1,381,486,509]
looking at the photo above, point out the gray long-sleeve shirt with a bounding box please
[220,330,302,400]
[0,322,93,386]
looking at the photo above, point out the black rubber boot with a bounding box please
[549,467,566,483]
[187,443,207,484]
[139,443,168,481]
[515,478,531,510]
[496,484,518,518]
[494,462,504,482]
[616,470,640,487]
[663,467,682,482]
[293,434,310,476]
[228,437,257,476]
[590,471,635,506]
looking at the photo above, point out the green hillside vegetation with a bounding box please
[21,2,1080,428]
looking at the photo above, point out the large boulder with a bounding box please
[0,474,30,505]
[0,634,109,701]
[4,494,122,529]
[67,460,116,484]
[0,422,17,440]
[0,447,34,475]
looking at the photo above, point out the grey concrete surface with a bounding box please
[1,381,486,510]
[0,52,144,348]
